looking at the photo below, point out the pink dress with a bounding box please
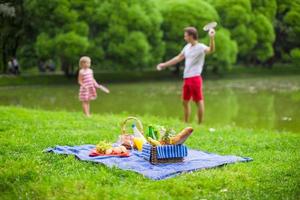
[79,69,98,101]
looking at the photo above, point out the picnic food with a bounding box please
[170,127,193,144]
[132,124,147,143]
[120,134,134,150]
[122,143,132,150]
[132,124,147,151]
[147,137,161,146]
[96,141,127,155]
[120,117,144,150]
[133,137,144,151]
[113,147,122,154]
[120,145,127,152]
[111,146,127,154]
[96,141,112,154]
[148,126,157,140]
[145,126,193,145]
[160,128,176,145]
[90,145,129,157]
[153,125,165,139]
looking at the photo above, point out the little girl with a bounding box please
[78,56,110,116]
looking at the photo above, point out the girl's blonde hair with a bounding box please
[79,56,91,68]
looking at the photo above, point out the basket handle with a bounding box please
[121,116,144,135]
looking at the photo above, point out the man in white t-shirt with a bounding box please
[156,27,215,124]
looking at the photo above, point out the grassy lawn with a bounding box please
[0,106,299,199]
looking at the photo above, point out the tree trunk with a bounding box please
[212,65,219,74]
[61,57,74,77]
[2,42,8,73]
[172,63,181,77]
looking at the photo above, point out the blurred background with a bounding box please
[0,0,300,132]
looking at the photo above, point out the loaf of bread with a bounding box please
[170,127,193,144]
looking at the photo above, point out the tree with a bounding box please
[212,0,257,60]
[251,0,277,22]
[290,48,300,65]
[205,28,238,71]
[161,0,237,71]
[274,0,300,63]
[250,0,277,65]
[81,0,165,70]
[0,1,25,73]
[250,13,275,63]
[212,0,276,64]
[21,0,90,75]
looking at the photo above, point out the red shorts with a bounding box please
[182,76,203,102]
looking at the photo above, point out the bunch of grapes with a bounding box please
[96,141,112,154]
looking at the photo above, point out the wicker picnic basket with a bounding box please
[120,117,143,150]
[121,116,144,135]
[149,146,184,164]
[121,117,185,165]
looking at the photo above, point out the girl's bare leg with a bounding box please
[86,101,90,117]
[82,101,90,116]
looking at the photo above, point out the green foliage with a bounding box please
[160,0,238,70]
[0,2,23,72]
[21,0,164,72]
[251,0,277,21]
[290,48,300,64]
[212,0,257,59]
[208,28,238,70]
[35,33,54,59]
[161,0,219,58]
[54,32,89,61]
[212,0,276,63]
[22,0,90,75]
[1,0,299,73]
[274,0,300,62]
[250,13,275,62]
[89,0,165,70]
[113,32,151,69]
[283,4,300,46]
[231,25,257,57]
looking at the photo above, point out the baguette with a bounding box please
[170,127,193,144]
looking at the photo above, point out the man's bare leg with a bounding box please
[195,100,204,124]
[183,100,191,123]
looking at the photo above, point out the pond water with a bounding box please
[1,76,300,133]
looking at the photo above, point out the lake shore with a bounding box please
[1,64,300,86]
[1,75,299,133]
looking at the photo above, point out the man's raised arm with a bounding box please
[156,53,185,71]
[205,30,216,54]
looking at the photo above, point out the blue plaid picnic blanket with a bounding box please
[141,143,188,160]
[45,144,252,180]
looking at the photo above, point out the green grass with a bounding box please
[0,106,299,200]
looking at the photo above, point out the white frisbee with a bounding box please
[203,22,217,31]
